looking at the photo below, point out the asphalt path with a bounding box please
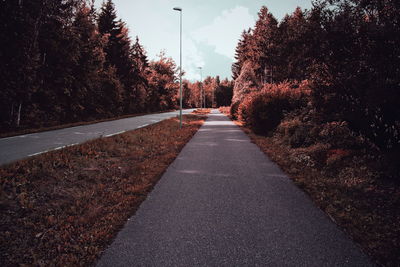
[97,109,374,267]
[0,109,195,166]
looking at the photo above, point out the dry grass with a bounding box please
[0,112,208,266]
[239,125,400,266]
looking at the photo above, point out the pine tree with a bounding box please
[98,0,118,36]
[130,36,149,112]
[278,7,310,81]
[252,6,279,83]
[0,0,41,127]
[232,29,253,80]
[33,0,80,123]
[98,1,136,114]
[71,2,107,119]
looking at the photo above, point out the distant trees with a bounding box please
[215,78,233,107]
[232,0,400,153]
[0,0,234,132]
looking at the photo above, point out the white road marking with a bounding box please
[27,143,80,158]
[28,151,47,157]
[105,130,126,137]
[138,124,149,128]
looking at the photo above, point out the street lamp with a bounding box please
[198,67,203,109]
[173,7,182,128]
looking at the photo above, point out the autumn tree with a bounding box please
[187,81,202,108]
[147,53,179,111]
[231,1,400,154]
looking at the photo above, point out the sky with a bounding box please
[95,0,313,81]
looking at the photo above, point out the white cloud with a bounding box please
[182,36,205,80]
[192,6,255,59]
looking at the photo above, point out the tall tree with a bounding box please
[70,2,107,119]
[98,0,135,114]
[33,0,80,124]
[278,7,310,81]
[97,0,117,36]
[252,6,279,83]
[0,0,42,127]
[147,53,179,111]
[232,29,254,80]
[129,36,149,112]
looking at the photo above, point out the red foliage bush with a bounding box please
[238,80,311,134]
[230,101,241,119]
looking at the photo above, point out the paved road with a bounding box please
[97,109,374,267]
[0,109,195,165]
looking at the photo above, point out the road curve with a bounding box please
[0,109,195,166]
[97,109,374,267]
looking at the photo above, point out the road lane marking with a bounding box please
[28,151,47,157]
[27,143,80,158]
[104,130,126,137]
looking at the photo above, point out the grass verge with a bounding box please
[0,112,208,266]
[219,107,400,266]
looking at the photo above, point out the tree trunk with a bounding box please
[10,103,14,124]
[16,102,22,127]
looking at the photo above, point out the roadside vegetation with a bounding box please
[227,1,400,266]
[0,112,208,266]
[0,1,232,135]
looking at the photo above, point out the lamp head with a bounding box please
[173,7,182,11]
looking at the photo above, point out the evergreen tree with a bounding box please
[252,6,279,83]
[215,79,233,107]
[71,2,107,119]
[232,29,253,80]
[97,0,118,36]
[129,36,149,112]
[0,0,41,127]
[98,0,137,114]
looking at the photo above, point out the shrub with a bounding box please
[318,121,362,149]
[237,94,253,123]
[239,80,311,134]
[277,118,314,148]
[230,101,241,119]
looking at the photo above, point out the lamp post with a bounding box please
[198,67,203,109]
[173,7,182,128]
